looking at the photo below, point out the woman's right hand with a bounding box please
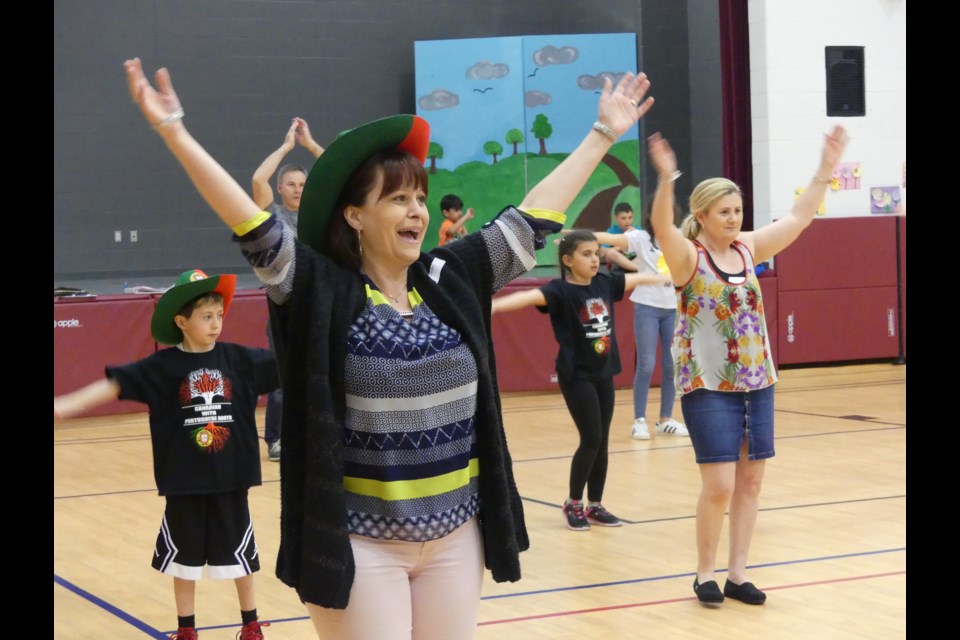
[597,72,654,139]
[124,58,184,132]
[123,57,263,229]
[647,132,677,179]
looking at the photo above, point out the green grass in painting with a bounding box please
[424,139,643,266]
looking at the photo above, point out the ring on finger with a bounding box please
[629,98,639,108]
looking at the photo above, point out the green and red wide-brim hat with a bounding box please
[151,269,237,345]
[298,114,430,254]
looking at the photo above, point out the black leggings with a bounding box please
[558,376,616,502]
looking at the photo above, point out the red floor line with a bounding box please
[477,570,906,626]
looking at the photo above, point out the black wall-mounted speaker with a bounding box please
[825,46,865,117]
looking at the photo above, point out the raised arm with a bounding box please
[625,271,671,291]
[592,231,630,250]
[491,288,548,314]
[124,58,262,229]
[252,119,298,209]
[647,132,697,283]
[294,117,325,158]
[743,125,850,263]
[519,73,653,213]
[54,379,121,420]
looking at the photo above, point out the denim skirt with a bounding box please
[680,385,775,463]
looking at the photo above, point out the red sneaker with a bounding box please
[237,620,270,640]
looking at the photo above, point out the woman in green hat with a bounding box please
[124,56,654,639]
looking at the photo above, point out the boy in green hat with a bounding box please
[54,269,279,640]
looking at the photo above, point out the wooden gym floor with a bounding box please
[54,362,906,639]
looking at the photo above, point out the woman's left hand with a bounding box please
[597,72,655,139]
[819,125,850,175]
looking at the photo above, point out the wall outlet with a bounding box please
[130,230,138,242]
[114,230,122,243]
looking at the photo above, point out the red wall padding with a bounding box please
[898,216,906,360]
[775,216,898,292]
[774,216,901,365]
[217,289,270,349]
[777,287,900,364]
[56,213,906,417]
[54,295,159,417]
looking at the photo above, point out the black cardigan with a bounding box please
[270,229,530,608]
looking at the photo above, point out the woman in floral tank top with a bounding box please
[646,127,849,608]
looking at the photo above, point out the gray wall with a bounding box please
[54,0,722,281]
[687,0,724,195]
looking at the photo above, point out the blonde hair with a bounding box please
[680,177,743,240]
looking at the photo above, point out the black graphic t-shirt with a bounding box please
[106,343,278,496]
[538,272,626,382]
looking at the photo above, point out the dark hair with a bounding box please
[324,148,429,269]
[557,229,598,281]
[176,292,224,319]
[440,193,464,212]
[276,163,307,186]
[614,202,634,215]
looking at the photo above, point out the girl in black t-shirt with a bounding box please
[492,230,669,531]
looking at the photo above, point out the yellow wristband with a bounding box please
[524,207,566,225]
[232,211,272,236]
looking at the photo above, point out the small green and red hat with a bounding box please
[298,114,430,254]
[151,269,237,345]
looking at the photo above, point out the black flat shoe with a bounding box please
[693,577,725,606]
[723,579,767,605]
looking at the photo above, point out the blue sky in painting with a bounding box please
[415,33,638,169]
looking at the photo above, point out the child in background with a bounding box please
[53,269,278,640]
[594,204,690,440]
[492,230,670,531]
[600,202,638,272]
[608,202,636,235]
[437,193,475,246]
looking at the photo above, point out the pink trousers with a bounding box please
[306,517,484,640]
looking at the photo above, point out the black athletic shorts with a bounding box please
[151,489,260,580]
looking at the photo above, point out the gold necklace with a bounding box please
[382,290,404,304]
[362,271,406,305]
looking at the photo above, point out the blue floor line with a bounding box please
[480,546,906,600]
[54,574,168,639]
[55,546,907,632]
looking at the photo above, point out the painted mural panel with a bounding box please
[415,34,640,262]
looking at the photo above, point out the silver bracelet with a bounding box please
[592,121,617,142]
[658,170,683,183]
[153,108,185,131]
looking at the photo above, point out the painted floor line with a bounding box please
[54,574,167,639]
[54,550,906,636]
[481,547,906,599]
[478,570,906,626]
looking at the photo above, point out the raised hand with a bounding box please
[294,117,311,145]
[818,125,850,176]
[282,118,299,151]
[294,117,324,157]
[647,132,677,178]
[597,72,655,139]
[124,58,184,131]
[464,207,475,221]
[122,57,263,228]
